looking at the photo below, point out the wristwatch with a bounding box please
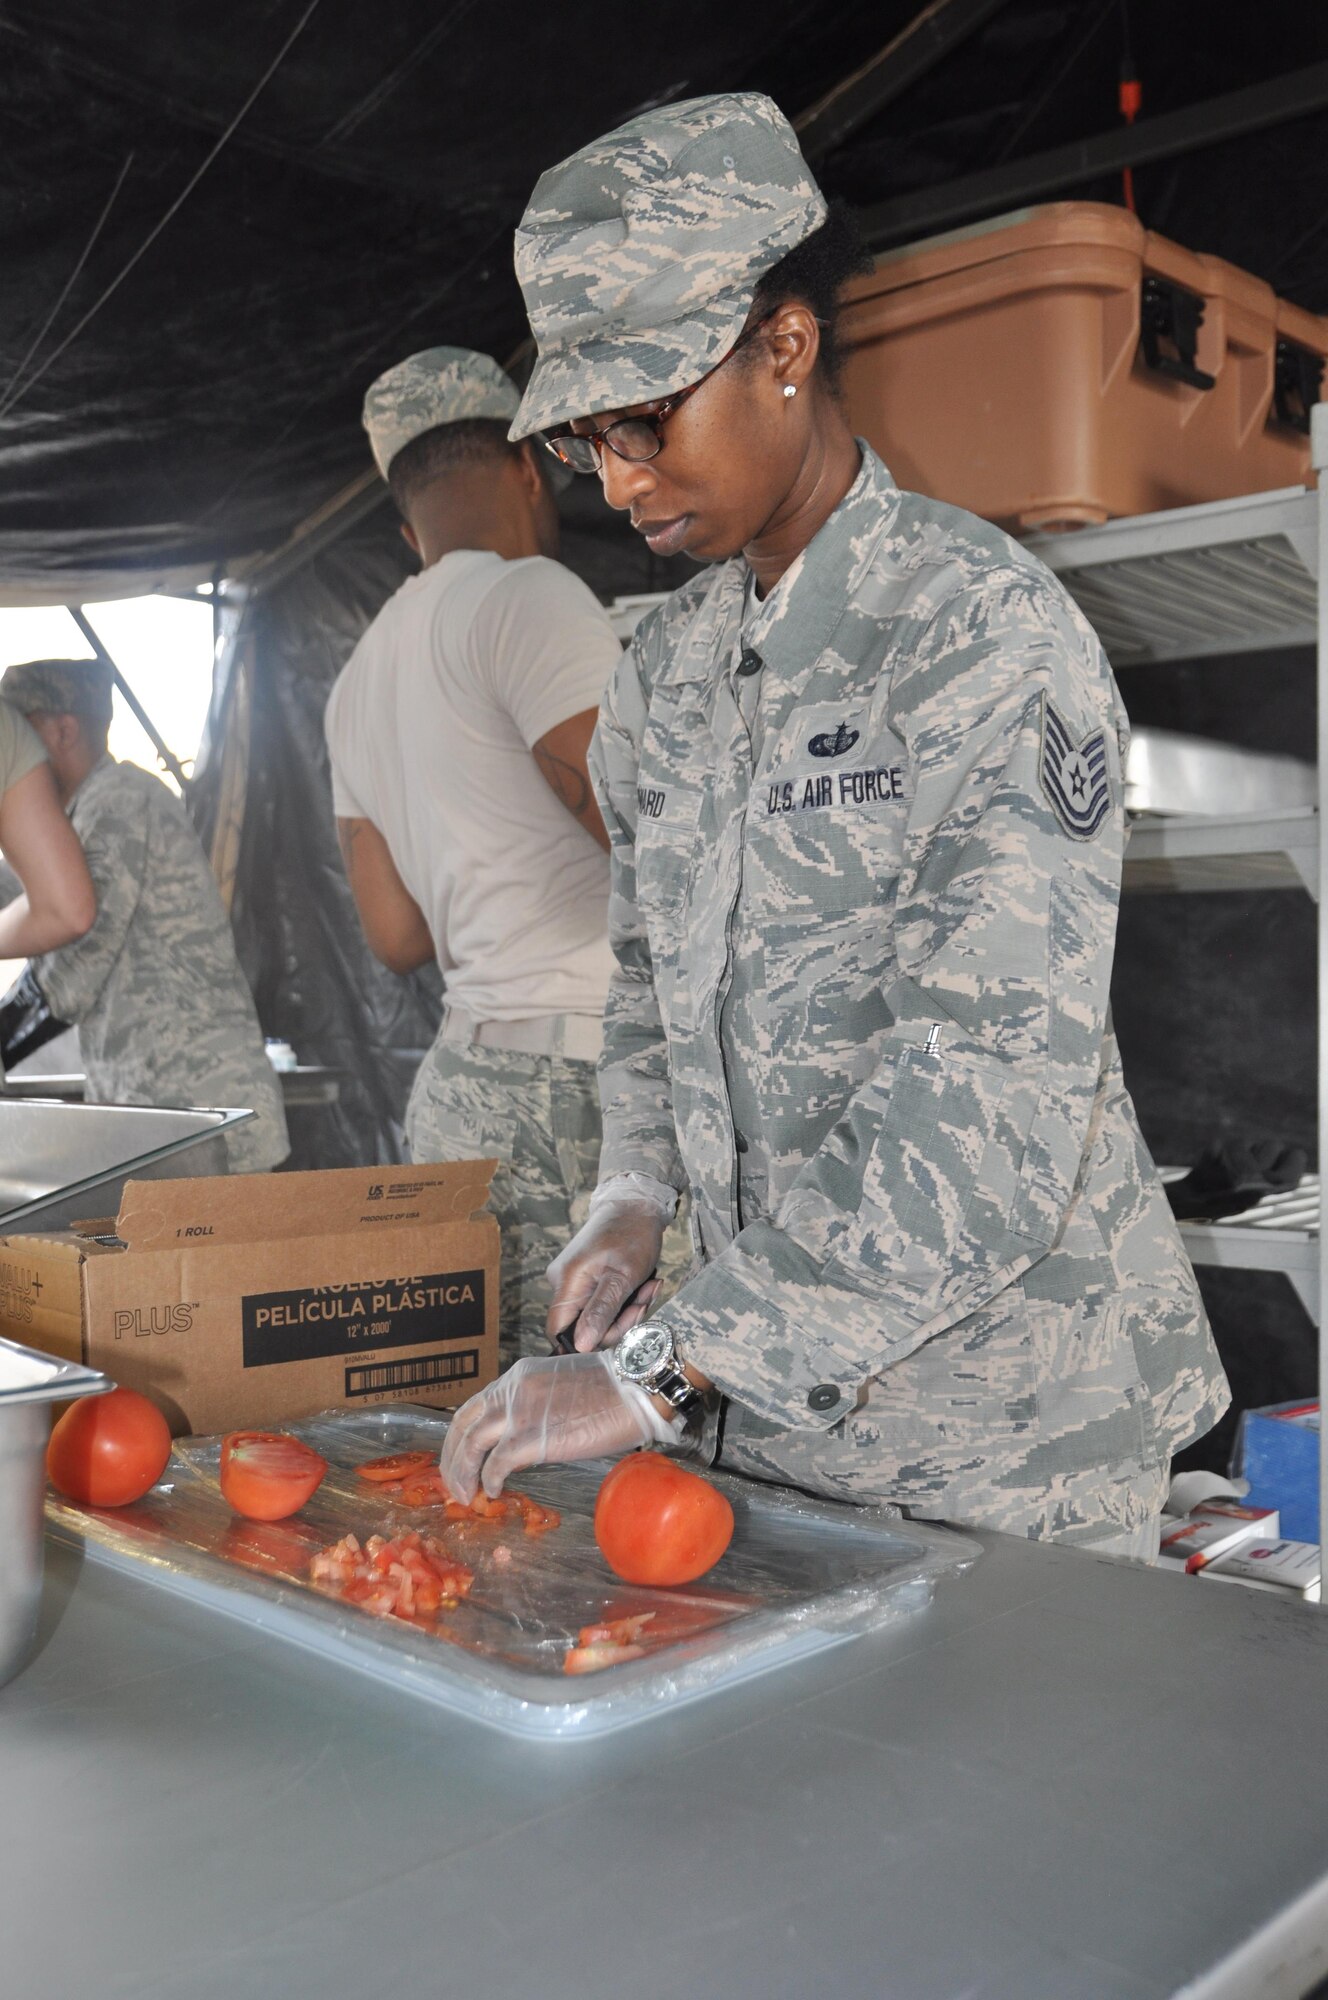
[613,1318,702,1422]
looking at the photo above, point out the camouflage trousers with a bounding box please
[406,1036,692,1367]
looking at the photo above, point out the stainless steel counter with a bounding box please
[4,1529,1328,1999]
[1,1065,342,1109]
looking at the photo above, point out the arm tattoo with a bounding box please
[533,745,594,822]
[336,819,363,872]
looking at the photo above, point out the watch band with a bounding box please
[643,1360,701,1419]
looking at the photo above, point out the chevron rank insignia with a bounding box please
[1039,697,1111,839]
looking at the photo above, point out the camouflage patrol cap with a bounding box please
[1,657,114,725]
[363,346,521,479]
[509,92,827,440]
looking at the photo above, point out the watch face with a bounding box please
[620,1319,671,1382]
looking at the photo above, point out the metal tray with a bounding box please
[1,1335,109,1688]
[47,1407,980,1741]
[1125,727,1315,817]
[0,1098,251,1233]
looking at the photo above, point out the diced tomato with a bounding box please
[515,1493,561,1537]
[576,1612,656,1648]
[562,1610,657,1675]
[595,1591,746,1650]
[309,1529,474,1625]
[355,1451,436,1484]
[563,1640,647,1675]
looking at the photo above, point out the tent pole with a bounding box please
[67,605,190,790]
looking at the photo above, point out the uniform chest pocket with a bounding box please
[615,782,703,930]
[750,702,910,918]
[747,767,909,918]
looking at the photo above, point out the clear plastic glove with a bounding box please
[546,1177,675,1352]
[439,1351,676,1503]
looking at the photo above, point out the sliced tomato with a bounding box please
[220,1431,328,1521]
[400,1468,450,1506]
[355,1450,437,1484]
[393,1473,560,1536]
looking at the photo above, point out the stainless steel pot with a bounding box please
[0,1336,110,1687]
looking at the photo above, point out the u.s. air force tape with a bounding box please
[1038,695,1111,839]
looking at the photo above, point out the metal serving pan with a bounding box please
[1126,728,1315,817]
[0,1335,110,1686]
[0,1099,251,1235]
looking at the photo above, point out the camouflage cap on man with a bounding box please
[509,92,827,441]
[1,657,114,725]
[362,346,521,480]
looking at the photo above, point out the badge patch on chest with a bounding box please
[1039,697,1111,839]
[808,722,860,758]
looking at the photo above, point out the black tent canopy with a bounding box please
[4,0,1328,598]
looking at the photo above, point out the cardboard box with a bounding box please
[0,1162,499,1435]
[1158,1507,1271,1574]
[1192,1499,1280,1540]
[1202,1539,1321,1602]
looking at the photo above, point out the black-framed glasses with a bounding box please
[542,316,774,476]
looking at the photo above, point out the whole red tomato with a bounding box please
[46,1386,172,1508]
[593,1452,734,1587]
[220,1432,327,1521]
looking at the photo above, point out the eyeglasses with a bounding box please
[542,316,774,476]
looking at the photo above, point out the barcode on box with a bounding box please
[344,1349,479,1398]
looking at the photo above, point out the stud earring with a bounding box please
[783,384,797,399]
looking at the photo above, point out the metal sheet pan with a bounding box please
[0,1098,251,1233]
[47,1407,980,1741]
[1126,727,1315,816]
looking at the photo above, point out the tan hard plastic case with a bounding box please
[839,202,1328,534]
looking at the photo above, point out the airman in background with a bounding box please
[1,656,288,1171]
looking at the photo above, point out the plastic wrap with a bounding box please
[47,1407,980,1740]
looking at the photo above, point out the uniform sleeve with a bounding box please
[655,572,1128,1433]
[0,705,48,798]
[323,671,369,820]
[33,780,150,1022]
[472,559,623,749]
[587,613,687,1192]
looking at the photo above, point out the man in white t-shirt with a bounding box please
[325,345,627,1362]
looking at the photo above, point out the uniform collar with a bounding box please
[736,443,901,685]
[66,751,116,810]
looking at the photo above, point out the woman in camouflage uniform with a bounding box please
[0,695,95,978]
[441,93,1228,1551]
